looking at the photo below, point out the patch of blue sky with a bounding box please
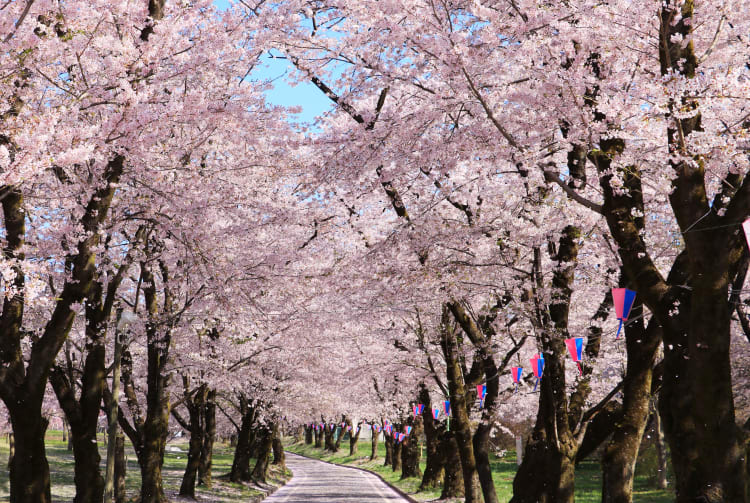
[214,0,334,128]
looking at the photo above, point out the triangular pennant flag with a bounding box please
[565,337,584,375]
[511,366,523,393]
[476,384,487,400]
[444,400,451,415]
[432,408,439,420]
[612,288,637,339]
[530,354,545,391]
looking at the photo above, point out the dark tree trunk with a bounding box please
[601,299,660,503]
[50,329,107,503]
[384,432,393,466]
[370,426,379,460]
[511,229,588,503]
[199,389,216,488]
[230,399,256,483]
[0,159,125,503]
[440,305,481,502]
[272,423,286,470]
[440,429,465,499]
[401,416,422,479]
[114,433,127,503]
[115,262,175,503]
[324,424,336,451]
[449,301,504,503]
[392,435,403,472]
[334,417,345,451]
[575,402,622,463]
[652,402,668,490]
[8,411,51,503]
[305,425,313,445]
[251,425,274,484]
[657,6,747,497]
[178,392,204,498]
[70,420,106,503]
[349,424,361,456]
[137,292,171,503]
[314,426,322,448]
[419,387,444,491]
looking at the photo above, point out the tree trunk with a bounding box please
[601,301,660,503]
[50,335,107,503]
[473,348,500,503]
[440,306,481,502]
[349,424,361,456]
[440,429,465,499]
[334,418,345,451]
[510,339,577,503]
[179,395,204,498]
[69,420,106,503]
[104,321,125,503]
[652,402,668,490]
[272,423,286,470]
[114,433,127,503]
[230,401,256,483]
[657,5,747,498]
[199,389,216,488]
[370,426,379,460]
[392,436,403,472]
[251,425,274,484]
[135,367,170,503]
[324,424,337,452]
[401,416,422,479]
[7,411,51,503]
[384,432,393,466]
[314,427,322,448]
[419,387,444,491]
[511,230,591,503]
[305,426,313,445]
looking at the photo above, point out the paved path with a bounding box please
[265,453,410,503]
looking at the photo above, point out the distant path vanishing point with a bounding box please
[263,453,411,503]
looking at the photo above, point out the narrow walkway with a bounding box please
[265,453,410,503]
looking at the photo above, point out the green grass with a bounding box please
[0,430,287,502]
[287,438,674,503]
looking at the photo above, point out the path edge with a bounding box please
[287,451,420,503]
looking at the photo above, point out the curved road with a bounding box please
[265,453,410,503]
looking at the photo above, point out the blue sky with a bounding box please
[214,0,332,125]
